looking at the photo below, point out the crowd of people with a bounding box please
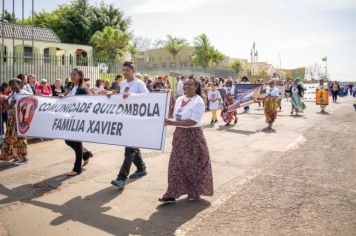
[0,61,355,204]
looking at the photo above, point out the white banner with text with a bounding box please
[15,93,170,151]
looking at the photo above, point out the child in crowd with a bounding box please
[208,83,221,124]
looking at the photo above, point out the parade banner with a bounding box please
[15,93,171,151]
[303,83,318,101]
[256,85,286,102]
[316,89,329,105]
[228,84,262,111]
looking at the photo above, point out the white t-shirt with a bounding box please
[7,89,31,105]
[208,90,221,110]
[67,86,78,97]
[176,80,184,96]
[119,78,148,94]
[224,87,235,96]
[23,84,34,95]
[174,95,205,128]
[266,87,280,97]
[318,84,328,89]
[291,85,299,94]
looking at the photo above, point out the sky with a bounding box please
[2,0,356,81]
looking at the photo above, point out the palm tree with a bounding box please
[230,60,243,78]
[0,10,17,23]
[193,33,212,68]
[128,40,139,62]
[211,49,225,67]
[165,35,188,70]
[90,26,131,61]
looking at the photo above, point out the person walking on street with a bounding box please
[64,69,93,176]
[286,80,306,116]
[111,62,148,189]
[331,81,340,103]
[159,77,213,204]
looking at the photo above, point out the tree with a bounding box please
[134,37,153,51]
[21,0,131,45]
[90,26,131,61]
[88,2,131,39]
[193,33,212,68]
[152,39,166,49]
[165,35,188,69]
[260,70,268,76]
[211,49,225,67]
[128,41,139,62]
[0,10,17,23]
[230,60,243,77]
[307,63,322,80]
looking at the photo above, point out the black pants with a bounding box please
[117,147,146,180]
[65,140,91,173]
[332,91,338,102]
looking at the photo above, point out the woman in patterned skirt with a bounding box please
[264,80,280,129]
[0,79,31,165]
[221,79,237,126]
[160,76,213,204]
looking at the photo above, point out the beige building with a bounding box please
[0,23,92,66]
[247,62,277,76]
[138,46,247,69]
[0,23,99,81]
[139,46,194,69]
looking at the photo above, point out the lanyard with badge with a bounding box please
[176,97,192,121]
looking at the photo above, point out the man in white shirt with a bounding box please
[111,62,149,189]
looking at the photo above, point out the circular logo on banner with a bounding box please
[17,96,38,134]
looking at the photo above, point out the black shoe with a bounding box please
[214,120,218,123]
[129,169,147,179]
[158,197,176,204]
[83,150,93,160]
[234,117,238,125]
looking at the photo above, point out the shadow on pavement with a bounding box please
[0,174,209,235]
[316,111,331,115]
[23,187,210,235]
[0,174,70,204]
[260,127,277,133]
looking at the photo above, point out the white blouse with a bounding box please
[266,87,280,97]
[174,95,205,128]
[208,90,221,110]
[224,87,235,96]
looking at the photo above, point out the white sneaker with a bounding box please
[14,159,29,166]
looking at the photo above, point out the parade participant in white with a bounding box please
[207,83,221,124]
[111,61,149,189]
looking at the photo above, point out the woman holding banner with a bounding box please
[64,68,93,176]
[0,79,31,165]
[221,79,237,126]
[264,81,280,129]
[159,77,213,204]
[286,80,306,115]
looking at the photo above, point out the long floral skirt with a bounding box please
[163,127,213,199]
[291,93,306,112]
[221,95,236,124]
[0,108,27,161]
[264,96,279,124]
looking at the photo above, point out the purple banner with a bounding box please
[228,84,262,111]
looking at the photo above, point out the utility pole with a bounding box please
[277,51,281,78]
